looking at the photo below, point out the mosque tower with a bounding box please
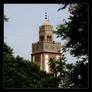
[31,10,61,73]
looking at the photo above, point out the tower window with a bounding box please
[40,36,44,41]
[49,36,51,38]
[47,36,52,42]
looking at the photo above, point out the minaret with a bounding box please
[39,10,54,43]
[31,11,61,73]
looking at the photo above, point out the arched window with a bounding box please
[47,36,52,42]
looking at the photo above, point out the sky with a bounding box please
[4,4,77,63]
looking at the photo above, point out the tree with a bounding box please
[49,4,88,88]
[3,43,60,88]
[49,54,73,88]
[4,42,13,55]
[55,3,88,58]
[49,55,88,88]
[50,3,88,88]
[4,15,9,22]
[71,59,88,88]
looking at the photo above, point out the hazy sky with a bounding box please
[4,4,77,63]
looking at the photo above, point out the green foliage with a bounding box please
[49,56,67,88]
[49,57,58,76]
[53,4,88,88]
[3,42,60,88]
[49,56,88,88]
[4,15,9,22]
[55,4,88,57]
[71,60,88,88]
[4,42,13,55]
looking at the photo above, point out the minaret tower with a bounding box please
[31,10,61,73]
[39,10,54,43]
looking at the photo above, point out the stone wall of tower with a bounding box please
[31,52,61,73]
[32,42,61,54]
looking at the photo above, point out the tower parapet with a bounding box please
[32,42,61,54]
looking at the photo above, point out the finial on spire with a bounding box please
[45,10,47,21]
[45,10,50,22]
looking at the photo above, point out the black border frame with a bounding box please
[1,0,90,90]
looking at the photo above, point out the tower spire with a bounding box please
[45,10,47,21]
